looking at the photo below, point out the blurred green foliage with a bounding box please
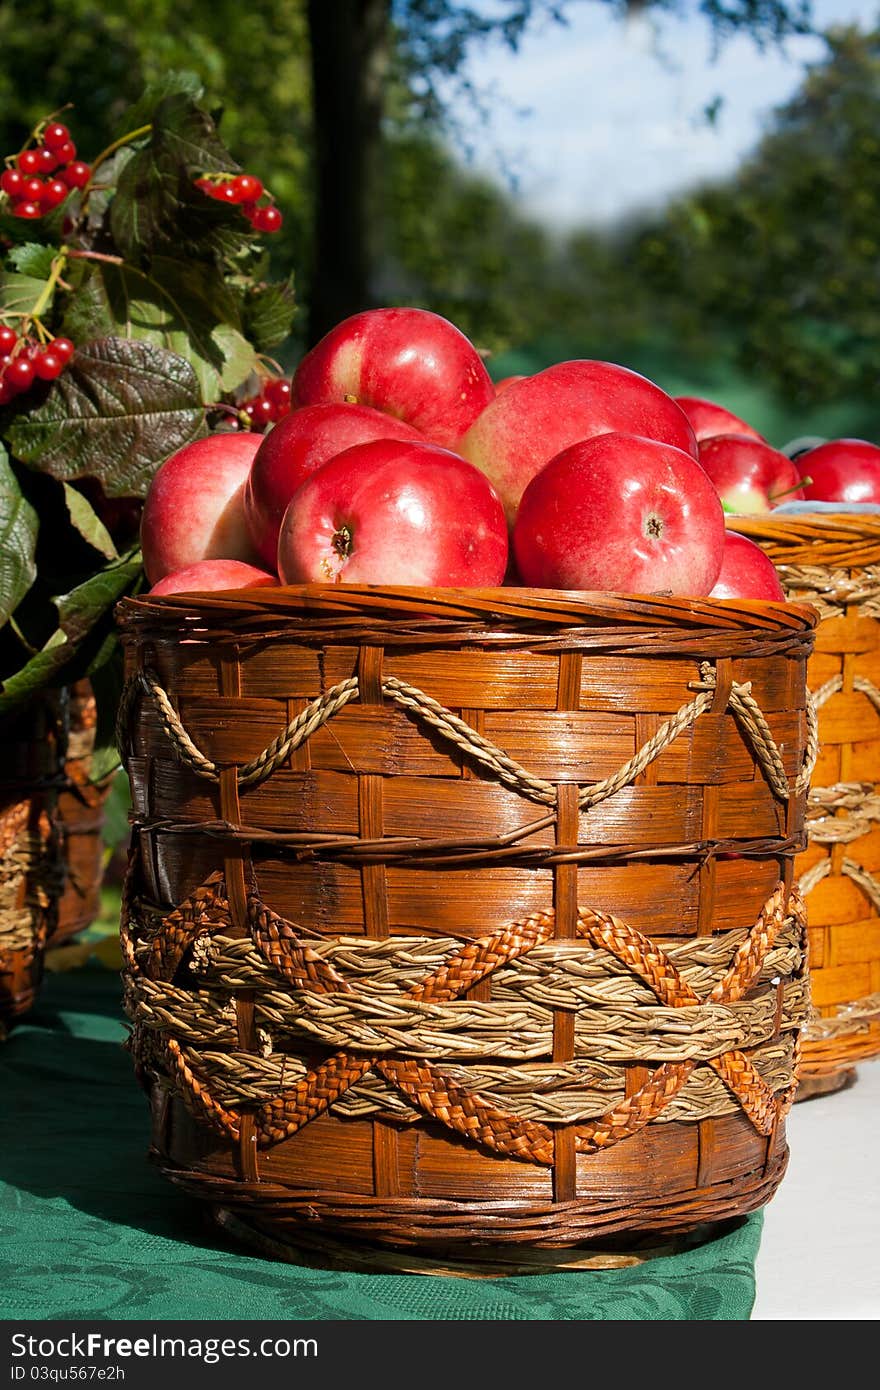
[0,3,875,442]
[617,25,880,426]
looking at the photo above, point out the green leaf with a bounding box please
[241,274,297,353]
[86,652,129,783]
[213,324,259,393]
[0,270,51,319]
[6,336,206,498]
[149,92,237,176]
[0,447,38,626]
[61,257,257,399]
[121,70,204,130]
[8,243,57,279]
[0,548,142,718]
[109,93,245,261]
[62,484,118,561]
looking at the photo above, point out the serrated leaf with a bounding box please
[242,275,297,353]
[0,447,38,626]
[61,258,257,399]
[0,548,141,717]
[150,92,237,175]
[8,243,57,279]
[6,337,205,497]
[62,483,118,561]
[110,93,245,261]
[122,70,205,130]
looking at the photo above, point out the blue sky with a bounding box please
[440,0,879,229]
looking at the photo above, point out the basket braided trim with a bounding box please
[123,873,807,1165]
[805,781,880,845]
[127,965,809,1059]
[117,583,818,636]
[121,659,817,805]
[161,1037,799,1123]
[799,854,880,915]
[725,514,880,572]
[186,917,805,1007]
[777,565,880,619]
[803,990,880,1040]
[0,802,62,950]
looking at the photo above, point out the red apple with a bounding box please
[512,432,725,595]
[140,433,263,584]
[709,532,785,601]
[277,438,508,586]
[493,374,527,395]
[459,360,698,525]
[675,395,765,443]
[243,402,426,569]
[149,559,279,596]
[698,433,806,513]
[798,438,880,503]
[291,306,495,450]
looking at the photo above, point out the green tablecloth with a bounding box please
[0,968,763,1321]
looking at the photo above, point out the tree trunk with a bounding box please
[305,0,391,346]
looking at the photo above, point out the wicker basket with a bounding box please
[116,585,816,1257]
[0,694,66,1028]
[727,514,880,1096]
[52,679,113,947]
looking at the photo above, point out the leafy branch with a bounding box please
[0,70,297,758]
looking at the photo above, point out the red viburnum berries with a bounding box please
[0,327,76,405]
[1,119,91,220]
[193,170,283,234]
[236,375,293,432]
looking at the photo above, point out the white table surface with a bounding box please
[751,1058,880,1319]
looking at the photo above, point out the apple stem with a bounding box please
[333,525,353,559]
[770,477,812,502]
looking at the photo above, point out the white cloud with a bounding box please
[440,0,879,228]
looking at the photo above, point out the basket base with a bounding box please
[210,1205,750,1279]
[0,945,44,1029]
[151,1088,791,1255]
[795,1067,857,1102]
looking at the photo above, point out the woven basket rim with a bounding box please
[726,511,880,567]
[116,583,817,636]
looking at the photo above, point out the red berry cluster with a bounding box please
[193,172,283,233]
[0,325,74,404]
[240,376,292,430]
[0,123,91,220]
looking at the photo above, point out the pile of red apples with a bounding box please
[141,306,880,604]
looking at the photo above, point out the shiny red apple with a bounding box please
[244,402,426,569]
[512,432,725,595]
[149,559,279,596]
[140,433,263,583]
[675,395,765,443]
[291,306,495,450]
[459,360,698,525]
[277,438,508,586]
[798,438,880,503]
[698,433,806,513]
[709,532,785,600]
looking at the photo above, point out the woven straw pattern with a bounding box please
[0,695,66,1026]
[52,680,113,945]
[117,585,816,1250]
[728,515,880,1081]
